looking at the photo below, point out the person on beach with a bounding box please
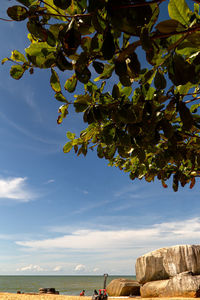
[80,289,85,296]
[94,290,98,295]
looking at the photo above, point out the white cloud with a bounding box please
[16,217,200,253]
[82,190,89,195]
[74,264,86,272]
[0,177,35,202]
[17,264,43,272]
[53,266,62,272]
[45,179,55,184]
[93,268,99,273]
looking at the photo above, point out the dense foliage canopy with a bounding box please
[3,0,200,191]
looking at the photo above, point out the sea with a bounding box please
[0,275,135,295]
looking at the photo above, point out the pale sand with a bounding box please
[0,294,197,300]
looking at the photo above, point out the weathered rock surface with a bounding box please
[106,278,140,296]
[39,288,59,294]
[136,245,200,283]
[140,272,200,298]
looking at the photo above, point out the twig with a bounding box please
[193,0,200,4]
[185,96,200,104]
[180,91,200,97]
[118,25,200,60]
[0,17,13,22]
[111,0,166,9]
[39,0,69,20]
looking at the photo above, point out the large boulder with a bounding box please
[106,278,140,296]
[140,272,200,298]
[140,279,168,298]
[136,245,200,283]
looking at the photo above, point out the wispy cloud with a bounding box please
[0,177,36,202]
[82,190,89,195]
[0,111,59,146]
[16,217,200,252]
[74,199,115,214]
[114,184,141,198]
[44,179,55,184]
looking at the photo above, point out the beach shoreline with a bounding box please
[0,293,198,300]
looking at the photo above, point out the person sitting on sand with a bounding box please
[94,290,98,295]
[80,290,85,296]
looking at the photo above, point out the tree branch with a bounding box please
[0,17,13,22]
[118,25,200,60]
[185,96,200,104]
[111,0,166,9]
[39,0,70,20]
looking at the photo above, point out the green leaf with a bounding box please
[173,173,179,192]
[59,21,81,56]
[92,61,104,74]
[112,84,120,99]
[101,29,115,60]
[1,58,9,65]
[154,70,166,90]
[94,64,114,81]
[26,42,56,68]
[78,15,94,35]
[179,101,193,130]
[81,37,92,52]
[119,74,131,87]
[194,3,199,14]
[115,60,127,76]
[15,0,37,7]
[66,131,76,140]
[63,141,73,153]
[168,0,191,26]
[50,69,61,92]
[140,27,152,51]
[156,19,185,33]
[119,84,132,97]
[75,67,91,84]
[177,32,200,57]
[167,54,196,85]
[7,5,28,21]
[97,144,104,158]
[11,50,27,63]
[74,94,91,112]
[44,0,68,21]
[57,104,69,124]
[56,52,73,72]
[64,74,77,93]
[10,65,25,80]
[127,53,140,78]
[54,92,68,103]
[53,0,71,10]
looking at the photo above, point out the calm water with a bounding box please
[0,275,135,295]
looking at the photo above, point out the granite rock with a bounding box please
[106,278,140,296]
[136,245,200,283]
[140,272,200,298]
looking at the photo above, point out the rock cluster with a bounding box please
[140,272,200,298]
[39,287,59,294]
[135,245,200,298]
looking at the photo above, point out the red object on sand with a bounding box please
[99,289,107,295]
[80,291,85,296]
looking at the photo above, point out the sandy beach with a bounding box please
[0,294,198,300]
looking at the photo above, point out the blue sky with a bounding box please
[0,0,200,276]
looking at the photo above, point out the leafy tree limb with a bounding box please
[3,0,200,191]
